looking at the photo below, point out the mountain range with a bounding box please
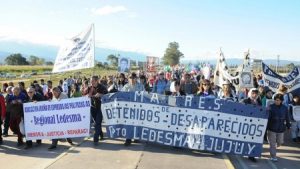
[0,41,299,66]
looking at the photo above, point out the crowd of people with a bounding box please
[0,69,299,163]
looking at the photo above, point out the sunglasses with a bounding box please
[202,84,210,86]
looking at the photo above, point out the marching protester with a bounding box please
[40,79,48,96]
[117,73,127,91]
[218,81,237,102]
[267,93,291,162]
[44,80,53,100]
[139,75,151,92]
[196,79,215,98]
[242,88,262,162]
[152,71,168,94]
[121,72,144,146]
[70,83,82,98]
[89,76,108,146]
[81,80,90,96]
[24,87,45,149]
[3,86,13,137]
[7,87,27,146]
[180,73,197,95]
[0,91,6,144]
[18,82,29,100]
[262,88,274,107]
[171,80,185,96]
[290,95,300,142]
[48,87,74,150]
[274,84,293,107]
[107,80,118,93]
[1,83,8,94]
[237,87,248,101]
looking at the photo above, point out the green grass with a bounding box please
[0,66,119,88]
[0,65,53,74]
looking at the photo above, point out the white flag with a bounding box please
[52,24,95,73]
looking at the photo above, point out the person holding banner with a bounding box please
[218,81,237,102]
[180,73,197,95]
[7,87,27,146]
[121,72,144,146]
[24,87,45,149]
[152,71,168,95]
[48,87,74,150]
[89,76,108,146]
[196,79,215,98]
[267,94,291,162]
[242,88,262,162]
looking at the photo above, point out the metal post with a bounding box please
[276,55,280,73]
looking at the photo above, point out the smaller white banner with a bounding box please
[23,97,91,140]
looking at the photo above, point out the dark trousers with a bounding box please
[51,138,72,146]
[92,107,103,142]
[26,140,41,146]
[9,116,22,142]
[3,111,10,134]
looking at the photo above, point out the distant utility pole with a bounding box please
[276,55,280,73]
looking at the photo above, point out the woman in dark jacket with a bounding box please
[267,93,291,162]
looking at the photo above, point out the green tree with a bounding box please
[29,55,45,65]
[45,61,54,65]
[106,54,118,66]
[5,53,29,65]
[29,55,39,65]
[162,42,184,66]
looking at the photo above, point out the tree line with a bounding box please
[4,53,54,66]
[4,42,185,67]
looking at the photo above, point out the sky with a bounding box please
[0,0,300,61]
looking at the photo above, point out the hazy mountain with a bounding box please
[181,58,300,66]
[0,41,147,63]
[0,41,299,66]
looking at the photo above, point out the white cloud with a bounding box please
[91,5,128,16]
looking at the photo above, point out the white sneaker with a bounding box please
[269,157,278,162]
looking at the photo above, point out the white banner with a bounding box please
[23,97,91,140]
[262,62,300,93]
[214,50,253,89]
[52,24,95,73]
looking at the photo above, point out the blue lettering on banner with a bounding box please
[102,92,268,157]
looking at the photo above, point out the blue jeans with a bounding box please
[92,107,103,142]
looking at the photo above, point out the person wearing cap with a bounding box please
[241,88,262,162]
[218,81,237,102]
[24,87,45,149]
[180,73,197,95]
[48,87,74,150]
[152,72,168,94]
[267,93,291,162]
[121,72,144,146]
